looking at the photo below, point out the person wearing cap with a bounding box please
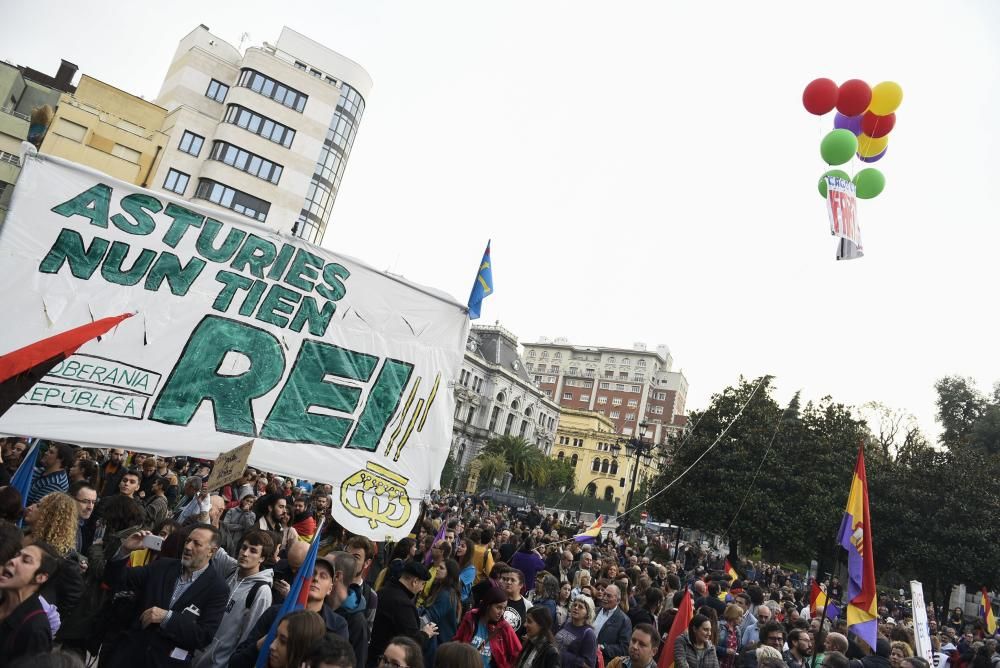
[368,561,439,667]
[228,552,353,668]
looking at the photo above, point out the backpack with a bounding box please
[246,581,267,610]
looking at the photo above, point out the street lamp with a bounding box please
[620,421,655,526]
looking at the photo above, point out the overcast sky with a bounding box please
[4,0,999,440]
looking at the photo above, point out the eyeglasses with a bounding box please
[767,636,785,643]
[378,657,408,668]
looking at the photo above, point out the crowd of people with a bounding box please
[0,437,997,668]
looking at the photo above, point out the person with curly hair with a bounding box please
[23,493,84,616]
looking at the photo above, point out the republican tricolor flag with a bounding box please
[255,518,325,668]
[810,579,840,620]
[725,559,738,582]
[980,588,997,635]
[837,444,877,649]
[573,515,603,543]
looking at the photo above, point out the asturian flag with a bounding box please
[837,443,878,649]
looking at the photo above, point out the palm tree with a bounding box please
[475,453,508,488]
[482,436,547,485]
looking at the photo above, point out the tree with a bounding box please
[475,454,508,489]
[934,376,987,448]
[482,435,549,485]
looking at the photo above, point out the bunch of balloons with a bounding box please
[802,78,902,200]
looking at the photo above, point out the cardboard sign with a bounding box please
[204,440,254,491]
[910,580,934,664]
[0,154,470,540]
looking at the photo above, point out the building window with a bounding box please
[608,356,615,364]
[599,382,610,390]
[558,451,564,461]
[554,352,562,360]
[294,61,307,71]
[562,393,572,400]
[194,178,270,222]
[592,458,600,472]
[528,350,536,357]
[610,411,620,419]
[466,406,476,422]
[656,392,667,400]
[178,131,205,157]
[526,363,533,370]
[162,168,190,195]
[631,385,642,393]
[597,397,608,405]
[237,68,308,112]
[637,359,646,367]
[616,384,625,391]
[206,79,229,103]
[623,358,630,366]
[571,453,578,466]
[628,400,638,408]
[223,105,295,148]
[612,398,622,406]
[626,413,635,422]
[601,459,610,473]
[541,351,548,359]
[581,394,590,402]
[209,141,285,184]
[310,68,323,78]
[610,460,619,474]
[504,413,515,436]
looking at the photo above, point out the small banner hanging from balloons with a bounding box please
[803,78,902,258]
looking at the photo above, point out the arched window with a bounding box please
[511,399,520,410]
[557,451,564,460]
[607,356,615,364]
[592,458,601,472]
[585,482,597,498]
[604,486,615,501]
[496,391,506,403]
[601,459,610,473]
[610,460,619,475]
[571,454,578,466]
[554,352,562,360]
[622,358,630,366]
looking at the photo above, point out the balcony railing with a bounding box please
[1,106,29,122]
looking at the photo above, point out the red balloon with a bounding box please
[861,111,895,139]
[837,79,872,116]
[803,78,839,115]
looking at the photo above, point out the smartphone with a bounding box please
[93,519,107,543]
[142,534,164,551]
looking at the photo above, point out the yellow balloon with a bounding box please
[857,132,889,157]
[868,81,903,115]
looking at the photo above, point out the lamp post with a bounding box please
[620,421,655,528]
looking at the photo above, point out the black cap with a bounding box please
[401,561,431,581]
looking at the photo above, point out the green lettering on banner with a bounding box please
[230,234,276,279]
[284,248,323,292]
[213,270,253,312]
[100,241,156,286]
[161,203,205,248]
[238,281,268,317]
[348,359,414,452]
[289,296,334,336]
[51,183,112,228]
[110,193,162,235]
[144,252,207,296]
[149,315,285,435]
[261,341,378,447]
[255,284,301,328]
[196,218,246,262]
[39,229,110,278]
[266,243,296,281]
[315,263,351,301]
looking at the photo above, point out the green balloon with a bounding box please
[818,169,851,198]
[853,168,886,199]
[820,129,859,166]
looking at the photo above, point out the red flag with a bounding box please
[658,589,694,668]
[0,313,133,417]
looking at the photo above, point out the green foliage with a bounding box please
[648,373,1000,596]
[439,452,459,490]
[481,435,552,486]
[475,453,509,489]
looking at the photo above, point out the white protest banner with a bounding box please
[826,176,863,260]
[910,580,934,664]
[204,440,254,492]
[0,154,470,540]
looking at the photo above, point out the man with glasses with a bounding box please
[742,606,773,648]
[595,583,632,663]
[785,628,812,668]
[68,481,97,553]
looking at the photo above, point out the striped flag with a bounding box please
[725,558,739,582]
[658,589,694,668]
[980,588,996,635]
[573,515,603,543]
[837,444,878,649]
[255,518,325,668]
[10,439,41,526]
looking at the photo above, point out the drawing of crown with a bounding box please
[340,463,413,530]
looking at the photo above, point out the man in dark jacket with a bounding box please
[103,523,229,668]
[368,561,436,667]
[228,553,351,668]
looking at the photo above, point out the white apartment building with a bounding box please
[451,324,560,474]
[151,25,372,244]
